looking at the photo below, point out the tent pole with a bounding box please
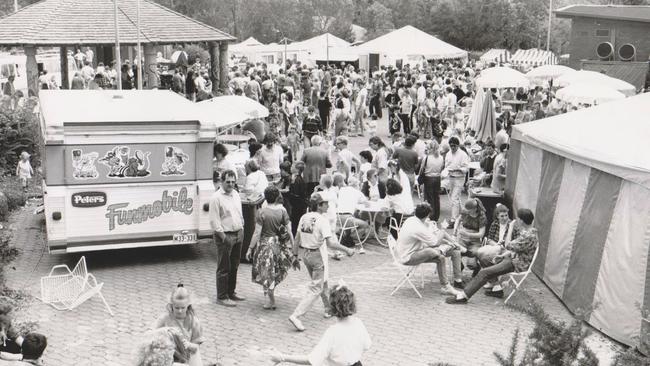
[546,0,553,51]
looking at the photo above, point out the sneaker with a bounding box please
[216,298,237,307]
[440,284,459,296]
[445,296,468,304]
[485,289,504,298]
[483,283,494,289]
[358,247,366,254]
[453,280,465,289]
[332,252,343,261]
[288,315,306,331]
[323,311,333,319]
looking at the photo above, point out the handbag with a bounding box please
[417,156,428,186]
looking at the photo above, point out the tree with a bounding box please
[364,2,395,40]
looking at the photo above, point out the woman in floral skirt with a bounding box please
[246,186,297,309]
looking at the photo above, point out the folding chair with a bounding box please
[337,212,365,248]
[387,236,424,298]
[40,256,114,316]
[504,246,540,304]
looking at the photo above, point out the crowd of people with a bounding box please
[0,56,545,366]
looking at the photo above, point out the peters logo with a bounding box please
[71,192,107,208]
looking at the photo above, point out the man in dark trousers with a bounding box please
[209,170,246,307]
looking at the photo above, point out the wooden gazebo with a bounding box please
[0,0,235,93]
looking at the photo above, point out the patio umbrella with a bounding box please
[526,65,575,87]
[475,89,497,142]
[196,95,269,129]
[466,86,485,132]
[171,50,188,67]
[555,83,626,106]
[555,70,636,96]
[475,66,530,89]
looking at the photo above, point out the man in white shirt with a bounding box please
[353,79,368,136]
[289,193,355,331]
[209,170,246,307]
[494,122,509,151]
[444,137,470,226]
[395,203,463,296]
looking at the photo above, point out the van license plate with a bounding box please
[173,233,197,243]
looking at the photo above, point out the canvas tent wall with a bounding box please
[505,93,650,353]
[510,49,558,68]
[354,25,467,68]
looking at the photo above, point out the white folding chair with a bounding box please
[387,236,424,298]
[40,256,114,316]
[337,212,364,247]
[504,246,540,304]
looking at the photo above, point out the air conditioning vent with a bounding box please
[596,42,614,60]
[618,44,636,61]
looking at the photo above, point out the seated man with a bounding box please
[446,208,538,303]
[394,203,465,296]
[336,177,371,254]
[0,332,48,364]
[475,204,520,289]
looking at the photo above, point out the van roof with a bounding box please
[39,90,203,127]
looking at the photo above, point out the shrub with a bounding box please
[184,44,210,65]
[495,292,599,366]
[0,176,26,212]
[0,97,42,176]
[612,348,650,366]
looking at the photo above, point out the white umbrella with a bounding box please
[555,83,626,106]
[526,65,575,87]
[475,66,530,89]
[467,87,485,132]
[555,70,636,96]
[475,89,497,142]
[196,96,269,129]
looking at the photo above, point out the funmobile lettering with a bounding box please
[105,188,194,231]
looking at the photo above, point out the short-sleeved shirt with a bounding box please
[393,147,419,175]
[257,206,289,238]
[461,211,487,232]
[155,313,204,344]
[257,145,283,175]
[308,316,372,366]
[297,212,332,249]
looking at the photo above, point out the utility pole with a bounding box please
[14,0,18,12]
[136,0,142,90]
[114,0,122,89]
[546,0,553,51]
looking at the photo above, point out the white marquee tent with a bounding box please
[506,93,650,353]
[354,25,467,64]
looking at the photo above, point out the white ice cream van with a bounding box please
[39,90,216,253]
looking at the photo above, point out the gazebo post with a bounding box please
[209,41,220,94]
[144,43,158,89]
[60,46,70,89]
[24,45,38,96]
[218,42,228,92]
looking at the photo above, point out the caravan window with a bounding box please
[1,63,16,78]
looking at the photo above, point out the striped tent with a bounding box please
[480,49,511,63]
[506,93,650,352]
[510,49,558,67]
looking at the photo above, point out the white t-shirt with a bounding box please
[308,316,372,366]
[244,170,269,195]
[298,212,333,250]
[337,187,366,214]
[257,145,283,175]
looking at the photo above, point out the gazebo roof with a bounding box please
[0,0,235,46]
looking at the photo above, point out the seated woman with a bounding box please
[394,203,465,296]
[446,208,539,303]
[454,198,487,275]
[244,159,269,196]
[476,204,520,266]
[271,284,371,366]
[385,178,415,239]
[360,169,385,201]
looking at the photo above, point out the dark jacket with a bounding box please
[361,181,386,199]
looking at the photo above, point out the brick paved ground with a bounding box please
[3,114,620,366]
